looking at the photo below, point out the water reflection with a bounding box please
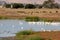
[0,20,60,37]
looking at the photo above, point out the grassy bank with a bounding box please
[0,16,60,22]
[16,30,60,40]
[16,30,50,40]
[25,16,56,22]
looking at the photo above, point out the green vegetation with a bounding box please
[5,4,11,8]
[0,16,60,22]
[25,4,36,9]
[43,0,59,8]
[25,17,40,22]
[25,16,55,22]
[16,30,33,35]
[16,30,45,40]
[13,3,24,8]
[0,16,8,19]
[16,30,34,40]
[39,18,53,22]
[16,30,53,40]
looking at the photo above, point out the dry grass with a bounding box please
[0,8,60,21]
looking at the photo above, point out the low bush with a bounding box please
[25,17,40,22]
[16,30,33,35]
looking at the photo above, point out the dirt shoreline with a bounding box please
[36,31,60,40]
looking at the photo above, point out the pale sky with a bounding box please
[1,0,60,4]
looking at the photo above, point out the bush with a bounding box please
[25,17,40,22]
[38,5,42,9]
[0,16,9,19]
[16,30,33,35]
[16,32,45,40]
[25,4,36,9]
[13,3,24,8]
[16,30,34,40]
[5,4,11,8]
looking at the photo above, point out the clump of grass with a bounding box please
[16,33,45,40]
[28,36,45,40]
[25,16,54,22]
[25,16,40,22]
[0,16,8,19]
[39,18,53,22]
[16,30,33,35]
[16,30,34,40]
[16,30,53,40]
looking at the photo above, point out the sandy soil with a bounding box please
[0,8,60,20]
[35,31,60,40]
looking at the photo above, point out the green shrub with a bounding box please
[0,16,8,19]
[27,36,45,40]
[16,30,34,40]
[25,17,40,22]
[13,3,24,8]
[25,4,36,9]
[5,4,11,8]
[16,30,33,35]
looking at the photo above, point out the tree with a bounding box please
[25,4,36,9]
[5,4,11,8]
[19,4,24,8]
[38,5,42,9]
[13,3,24,8]
[13,3,20,8]
[54,3,59,8]
[42,0,57,8]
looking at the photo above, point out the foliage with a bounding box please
[13,3,24,8]
[16,30,33,35]
[42,0,59,8]
[16,30,45,40]
[25,17,40,22]
[38,5,43,8]
[25,4,36,9]
[5,4,11,8]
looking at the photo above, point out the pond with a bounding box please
[0,20,60,37]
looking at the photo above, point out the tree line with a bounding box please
[5,0,60,9]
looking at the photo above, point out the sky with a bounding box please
[0,0,60,4]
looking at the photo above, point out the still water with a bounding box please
[0,20,60,37]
